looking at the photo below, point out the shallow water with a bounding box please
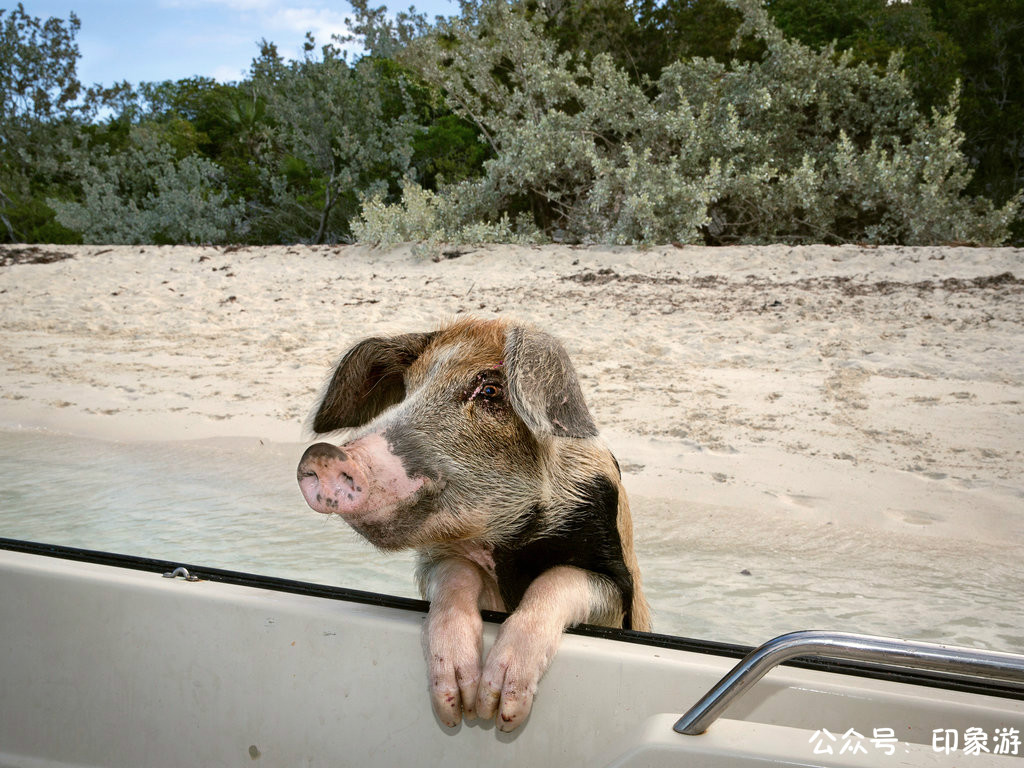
[0,431,419,593]
[2,429,1021,653]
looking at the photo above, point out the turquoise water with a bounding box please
[0,431,418,593]
[2,429,1021,652]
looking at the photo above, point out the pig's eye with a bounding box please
[463,372,505,405]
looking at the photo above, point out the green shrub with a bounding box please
[246,43,425,244]
[49,126,244,244]
[365,0,1019,246]
[353,177,541,252]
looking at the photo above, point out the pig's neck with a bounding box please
[423,539,504,611]
[441,539,498,582]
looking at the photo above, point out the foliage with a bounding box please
[49,126,244,244]
[770,0,963,110]
[246,39,426,244]
[353,176,541,251]
[0,2,81,124]
[410,114,490,191]
[541,0,761,81]
[767,0,1024,236]
[384,0,1018,245]
[923,0,1024,229]
[0,3,83,241]
[2,0,1021,246]
[344,0,431,59]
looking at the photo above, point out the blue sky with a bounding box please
[22,1,457,86]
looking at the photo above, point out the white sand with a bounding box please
[1,243,1022,647]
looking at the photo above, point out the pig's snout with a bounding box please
[297,433,430,530]
[297,442,368,516]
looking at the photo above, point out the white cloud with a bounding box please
[210,63,249,82]
[270,6,356,47]
[160,0,275,9]
[160,0,355,37]
[160,0,361,60]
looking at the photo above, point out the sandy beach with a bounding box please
[1,243,1022,649]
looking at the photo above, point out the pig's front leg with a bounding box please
[476,566,609,732]
[422,558,488,728]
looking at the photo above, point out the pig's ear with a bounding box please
[312,332,436,433]
[504,326,598,439]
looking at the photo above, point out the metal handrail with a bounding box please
[674,629,1024,735]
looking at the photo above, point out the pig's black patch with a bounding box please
[493,475,635,629]
[382,423,444,483]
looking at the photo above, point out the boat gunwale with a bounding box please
[3,535,1022,703]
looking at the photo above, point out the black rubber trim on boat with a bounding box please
[3,536,1022,702]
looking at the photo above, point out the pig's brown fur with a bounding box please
[301,315,650,730]
[402,316,649,630]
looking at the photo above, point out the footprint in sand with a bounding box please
[769,491,823,509]
[886,508,945,526]
[824,363,871,411]
[906,464,949,481]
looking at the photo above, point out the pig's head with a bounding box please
[297,317,599,551]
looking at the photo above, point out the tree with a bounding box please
[346,2,492,192]
[365,0,1018,245]
[768,0,1023,241]
[48,125,244,244]
[127,76,272,214]
[344,0,431,59]
[0,3,84,241]
[249,36,424,243]
[0,2,81,124]
[922,0,1024,229]
[541,0,762,83]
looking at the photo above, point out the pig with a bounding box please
[297,316,650,732]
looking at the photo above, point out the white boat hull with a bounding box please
[1,546,1020,767]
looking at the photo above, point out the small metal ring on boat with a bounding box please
[162,566,199,582]
[674,629,1024,736]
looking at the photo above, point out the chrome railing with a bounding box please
[674,629,1024,735]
